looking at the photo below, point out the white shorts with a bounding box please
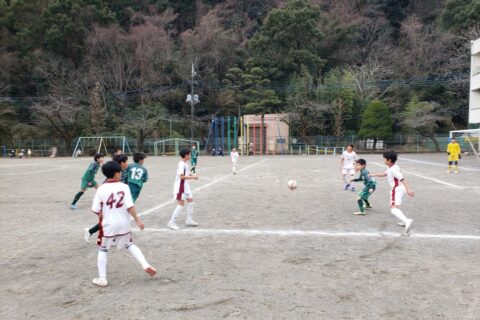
[390,185,406,206]
[176,183,193,201]
[98,232,132,250]
[342,168,355,176]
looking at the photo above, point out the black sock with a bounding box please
[89,224,100,235]
[357,199,365,212]
[364,199,371,207]
[72,191,84,205]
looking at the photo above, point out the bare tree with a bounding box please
[90,81,107,134]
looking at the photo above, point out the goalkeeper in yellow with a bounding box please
[447,137,461,174]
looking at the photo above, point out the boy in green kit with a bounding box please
[70,153,104,209]
[190,144,199,173]
[128,153,149,202]
[351,159,376,215]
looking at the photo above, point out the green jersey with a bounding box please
[353,169,376,188]
[121,168,129,184]
[82,161,100,182]
[191,149,199,165]
[127,163,148,187]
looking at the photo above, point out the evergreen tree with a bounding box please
[358,100,393,150]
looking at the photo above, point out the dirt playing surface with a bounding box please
[1,153,479,319]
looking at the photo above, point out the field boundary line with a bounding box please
[140,227,480,241]
[400,157,480,172]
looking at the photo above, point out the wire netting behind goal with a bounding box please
[450,129,480,160]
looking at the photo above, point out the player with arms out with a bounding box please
[447,137,461,174]
[230,148,239,174]
[128,153,148,202]
[340,144,359,191]
[70,153,104,209]
[91,161,156,287]
[167,148,199,230]
[371,151,414,235]
[351,159,376,215]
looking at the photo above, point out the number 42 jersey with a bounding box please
[91,181,135,237]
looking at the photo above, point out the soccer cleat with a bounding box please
[454,170,458,174]
[446,170,451,174]
[84,228,91,243]
[92,277,108,287]
[353,211,365,215]
[167,221,180,230]
[144,266,157,277]
[404,219,414,235]
[70,204,78,210]
[365,205,372,209]
[344,184,350,191]
[350,186,356,192]
[397,222,405,227]
[186,220,199,227]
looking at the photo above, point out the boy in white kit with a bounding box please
[371,151,414,235]
[340,144,359,191]
[167,148,199,230]
[231,148,239,174]
[91,161,156,287]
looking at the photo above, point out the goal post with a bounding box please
[449,129,480,161]
[153,138,200,156]
[72,136,132,157]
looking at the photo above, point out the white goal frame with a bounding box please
[449,129,480,161]
[153,138,200,156]
[72,136,132,157]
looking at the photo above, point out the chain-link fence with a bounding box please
[3,134,473,157]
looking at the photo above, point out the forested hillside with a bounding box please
[1,0,479,150]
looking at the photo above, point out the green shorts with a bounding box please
[129,183,142,202]
[81,179,97,190]
[358,186,375,200]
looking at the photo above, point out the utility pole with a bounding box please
[186,63,199,143]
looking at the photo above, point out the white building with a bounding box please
[470,38,480,125]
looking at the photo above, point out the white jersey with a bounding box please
[231,151,239,164]
[341,150,359,169]
[173,160,191,199]
[385,164,404,188]
[91,181,134,237]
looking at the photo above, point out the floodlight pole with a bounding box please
[187,62,199,143]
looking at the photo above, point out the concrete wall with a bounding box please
[470,38,480,124]
[242,114,289,154]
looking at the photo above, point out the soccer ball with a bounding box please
[287,180,297,190]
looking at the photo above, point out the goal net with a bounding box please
[449,129,480,161]
[72,136,132,157]
[153,138,200,156]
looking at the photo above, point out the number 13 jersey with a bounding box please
[91,181,135,237]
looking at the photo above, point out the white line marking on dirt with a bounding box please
[370,162,465,189]
[138,159,268,217]
[141,227,480,241]
[400,157,480,172]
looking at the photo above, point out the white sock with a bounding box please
[391,208,409,224]
[186,202,194,222]
[343,174,350,185]
[97,250,107,278]
[169,205,183,224]
[128,244,150,270]
[233,165,236,173]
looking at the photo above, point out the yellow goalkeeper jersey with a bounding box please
[447,142,461,156]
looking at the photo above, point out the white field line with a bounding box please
[140,227,480,241]
[138,159,268,217]
[370,162,465,190]
[400,157,480,172]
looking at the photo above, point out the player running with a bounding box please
[70,153,104,209]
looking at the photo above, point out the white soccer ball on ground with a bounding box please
[287,180,297,190]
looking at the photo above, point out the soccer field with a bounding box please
[1,153,480,319]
